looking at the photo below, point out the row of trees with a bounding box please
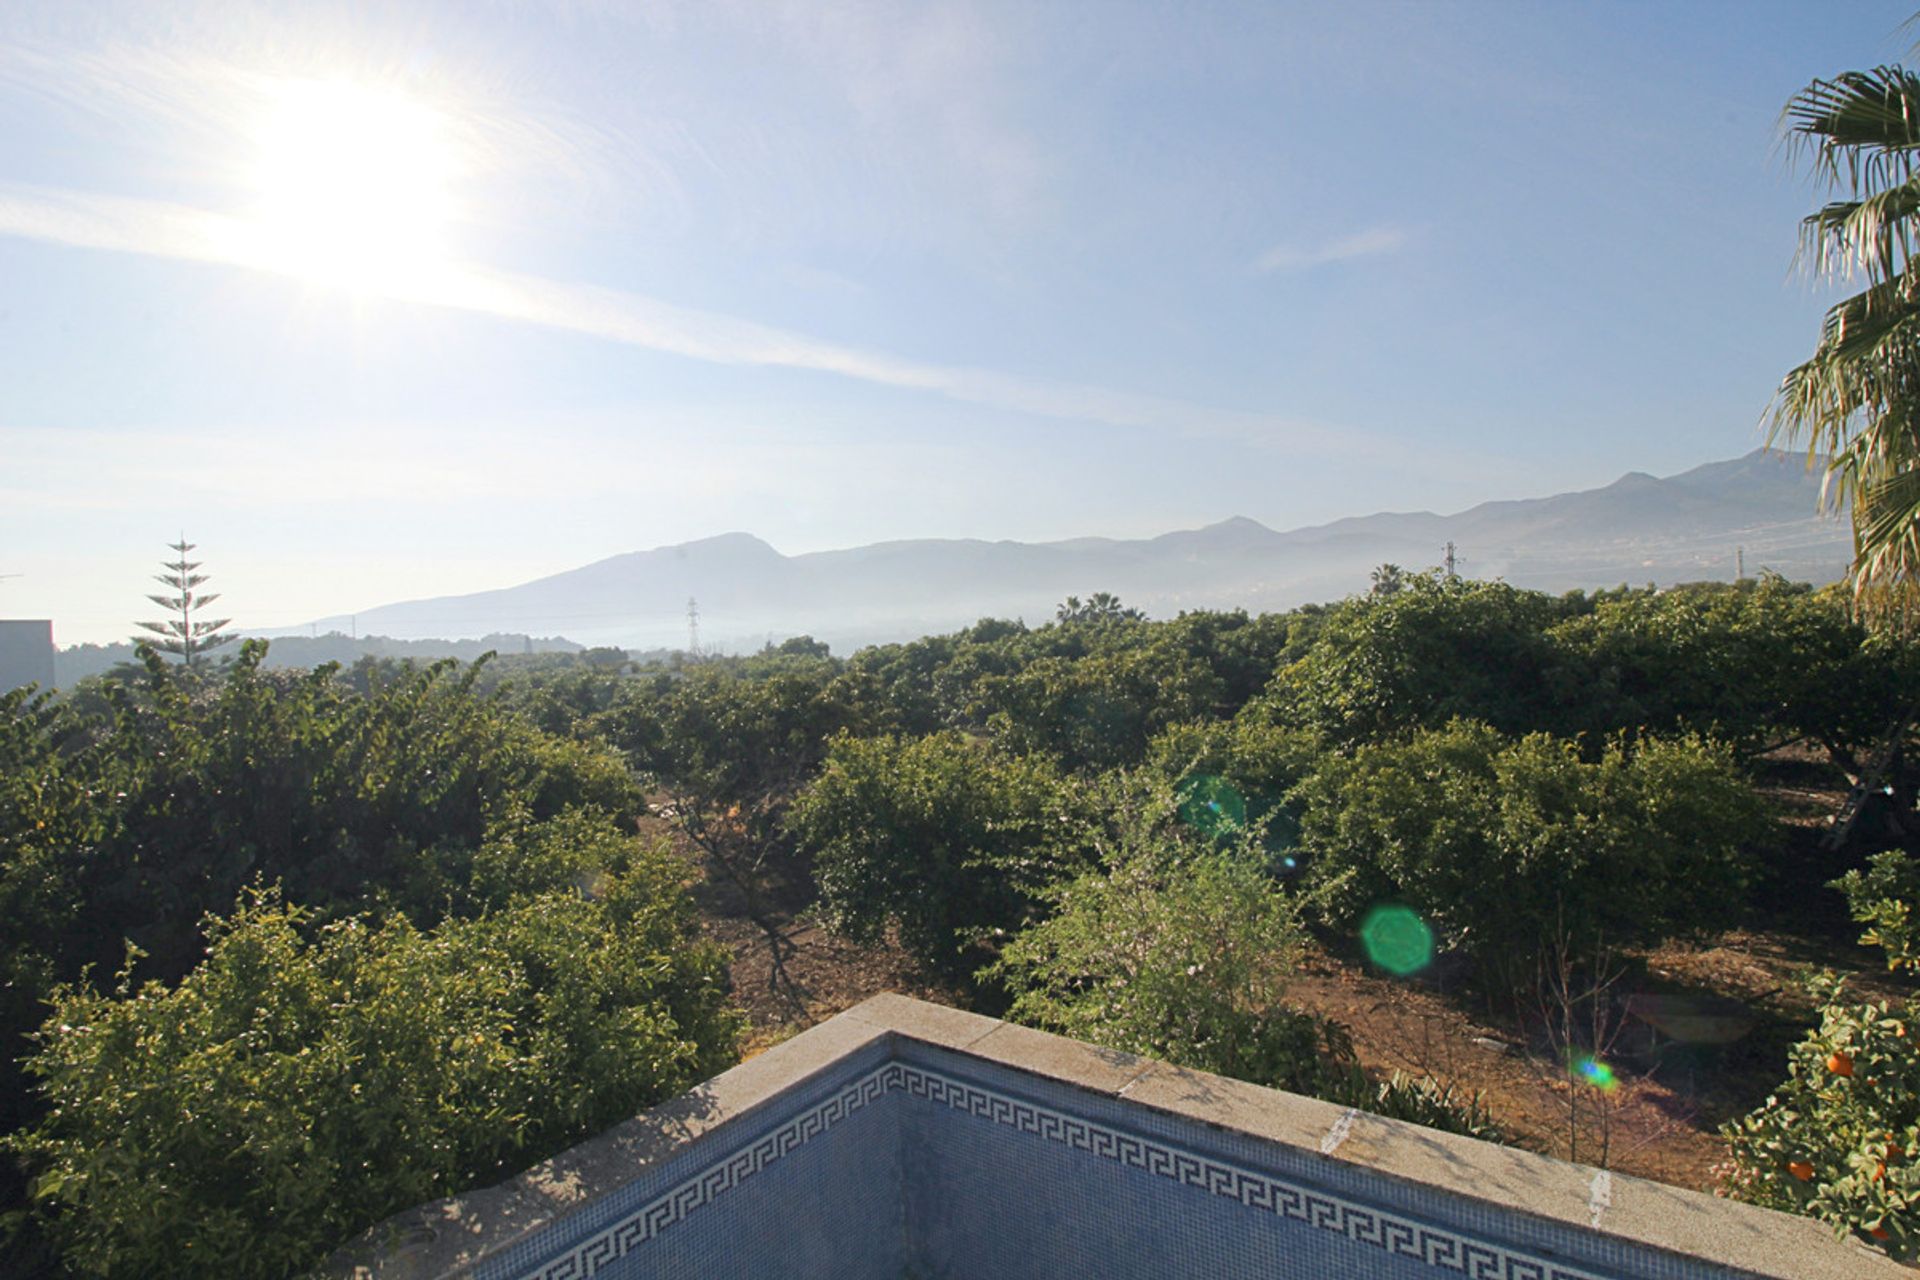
[10,558,1914,1271]
[536,573,1915,1249]
[0,645,740,1276]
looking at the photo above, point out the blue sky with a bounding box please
[0,0,1910,643]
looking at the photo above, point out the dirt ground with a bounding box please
[678,748,1915,1196]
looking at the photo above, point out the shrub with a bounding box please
[1324,1070,1504,1143]
[987,831,1343,1093]
[974,644,1228,772]
[1724,854,1920,1258]
[1260,575,1580,745]
[1293,721,1766,987]
[988,819,1501,1140]
[6,862,740,1279]
[1722,975,1919,1258]
[1548,577,1904,763]
[789,732,1087,981]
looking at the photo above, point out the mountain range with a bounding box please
[287,449,1852,654]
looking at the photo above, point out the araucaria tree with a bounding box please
[136,539,234,666]
[1771,66,1920,607]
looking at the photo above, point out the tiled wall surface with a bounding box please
[897,1043,1702,1280]
[473,1041,905,1280]
[476,1049,1760,1279]
[340,997,1899,1280]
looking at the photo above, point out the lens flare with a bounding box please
[1263,807,1302,872]
[1359,904,1434,976]
[1572,1054,1618,1092]
[1177,774,1246,837]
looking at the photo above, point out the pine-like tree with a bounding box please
[136,539,234,666]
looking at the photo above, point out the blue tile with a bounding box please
[469,1038,1763,1280]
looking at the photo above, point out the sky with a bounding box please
[0,0,1912,644]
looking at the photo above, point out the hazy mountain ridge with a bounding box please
[287,449,1851,653]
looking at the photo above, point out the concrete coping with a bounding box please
[334,992,1910,1279]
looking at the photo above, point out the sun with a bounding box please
[237,77,461,288]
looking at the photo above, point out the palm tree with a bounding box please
[1771,65,1920,616]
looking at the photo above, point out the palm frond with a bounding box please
[1860,463,1920,550]
[1769,292,1920,453]
[1784,68,1920,193]
[1798,180,1920,282]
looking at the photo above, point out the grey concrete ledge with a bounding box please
[1116,1057,1903,1279]
[332,994,1911,1279]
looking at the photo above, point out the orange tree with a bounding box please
[1723,852,1920,1258]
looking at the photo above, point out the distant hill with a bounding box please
[288,448,1852,654]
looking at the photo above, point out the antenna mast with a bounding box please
[686,596,701,658]
[1442,542,1458,579]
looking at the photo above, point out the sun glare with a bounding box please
[238,77,460,289]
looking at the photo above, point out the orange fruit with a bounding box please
[1874,1162,1888,1182]
[1871,1225,1892,1241]
[1827,1052,1855,1078]
[1788,1160,1815,1181]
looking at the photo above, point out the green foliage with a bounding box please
[592,656,860,913]
[789,732,1088,980]
[1835,850,1920,973]
[988,820,1342,1093]
[1722,974,1920,1259]
[975,645,1226,771]
[831,631,974,737]
[989,795,1505,1139]
[1146,716,1321,805]
[1055,592,1146,624]
[487,663,633,738]
[6,869,740,1279]
[1262,575,1582,745]
[1550,578,1903,762]
[0,640,656,1246]
[1324,1070,1504,1143]
[1725,822,1920,1256]
[1294,721,1766,985]
[1145,716,1320,872]
[1254,575,1913,764]
[1,643,640,1002]
[829,608,1292,749]
[1770,64,1920,597]
[597,657,853,815]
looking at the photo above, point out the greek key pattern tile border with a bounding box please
[525,1060,1608,1280]
[897,1064,1607,1280]
[524,1064,892,1280]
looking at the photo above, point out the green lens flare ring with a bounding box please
[1359,904,1434,976]
[1176,773,1245,835]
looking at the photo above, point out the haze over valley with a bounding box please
[268,447,1845,655]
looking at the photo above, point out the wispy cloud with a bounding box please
[1254,225,1409,274]
[0,181,1376,456]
